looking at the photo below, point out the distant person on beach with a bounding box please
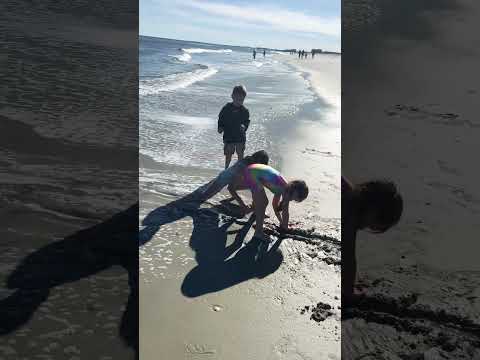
[253,49,256,59]
[298,50,301,59]
[229,164,309,255]
[342,176,403,304]
[312,50,315,59]
[218,85,250,169]
[200,150,269,209]
[263,50,266,57]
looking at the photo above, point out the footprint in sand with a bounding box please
[437,160,461,176]
[185,343,217,356]
[268,336,305,360]
[386,104,480,128]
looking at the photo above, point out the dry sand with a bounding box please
[342,0,480,358]
[139,54,341,359]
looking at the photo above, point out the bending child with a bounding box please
[342,176,403,305]
[230,164,309,253]
[200,150,269,210]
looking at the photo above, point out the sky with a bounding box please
[140,0,341,52]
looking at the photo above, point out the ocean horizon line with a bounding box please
[140,34,341,54]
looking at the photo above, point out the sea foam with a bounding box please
[139,67,218,95]
[181,48,232,54]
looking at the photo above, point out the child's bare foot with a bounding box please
[278,226,288,235]
[252,233,269,261]
[253,230,267,240]
[240,204,253,215]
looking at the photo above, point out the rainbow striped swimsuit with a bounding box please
[244,164,288,195]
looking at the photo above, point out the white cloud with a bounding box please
[178,0,340,37]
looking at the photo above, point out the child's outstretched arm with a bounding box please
[342,226,357,303]
[218,107,225,133]
[280,200,290,230]
[272,194,283,224]
[242,109,250,131]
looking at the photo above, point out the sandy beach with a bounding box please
[342,0,480,358]
[139,51,341,359]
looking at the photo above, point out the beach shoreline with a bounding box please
[275,53,341,228]
[282,54,341,108]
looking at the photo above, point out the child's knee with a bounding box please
[236,143,245,155]
[224,143,235,156]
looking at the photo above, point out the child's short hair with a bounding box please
[232,85,247,97]
[289,180,309,201]
[244,150,269,165]
[357,179,403,232]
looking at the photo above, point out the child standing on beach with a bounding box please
[218,85,250,169]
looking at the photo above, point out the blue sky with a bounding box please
[140,0,340,51]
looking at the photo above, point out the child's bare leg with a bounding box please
[252,189,268,238]
[225,154,232,169]
[224,143,234,169]
[236,143,245,161]
[202,180,223,201]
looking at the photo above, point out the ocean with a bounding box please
[139,36,335,212]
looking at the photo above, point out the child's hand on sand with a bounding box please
[280,221,297,231]
[342,288,367,308]
[353,288,367,297]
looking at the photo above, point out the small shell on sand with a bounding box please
[212,305,224,312]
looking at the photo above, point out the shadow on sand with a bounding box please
[0,204,139,358]
[139,185,284,298]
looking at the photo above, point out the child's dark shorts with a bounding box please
[224,142,245,156]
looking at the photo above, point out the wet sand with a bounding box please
[280,54,341,226]
[342,0,480,358]
[139,54,341,359]
[1,1,138,358]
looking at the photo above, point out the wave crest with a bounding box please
[140,67,218,95]
[169,53,192,62]
[181,48,232,54]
